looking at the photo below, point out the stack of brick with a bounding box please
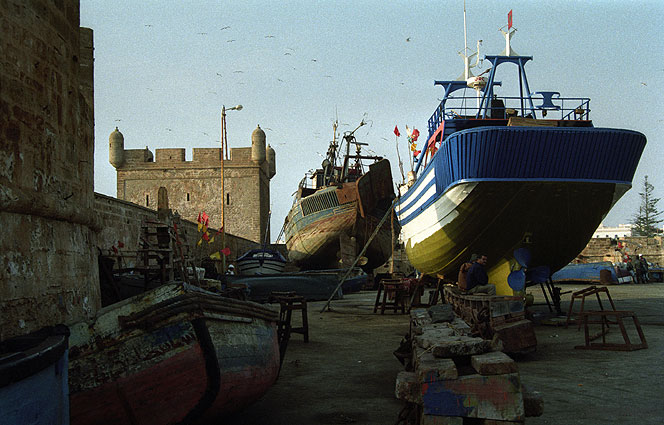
[395,305,543,424]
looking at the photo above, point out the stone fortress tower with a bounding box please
[109,125,276,244]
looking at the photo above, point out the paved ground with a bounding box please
[223,282,664,425]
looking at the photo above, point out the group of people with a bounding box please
[457,253,496,295]
[626,254,650,284]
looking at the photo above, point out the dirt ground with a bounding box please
[224,282,664,425]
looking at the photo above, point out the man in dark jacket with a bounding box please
[466,254,496,295]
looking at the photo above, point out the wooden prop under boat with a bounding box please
[68,283,280,425]
[0,326,70,425]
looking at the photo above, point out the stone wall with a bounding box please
[0,1,98,340]
[579,236,664,265]
[94,192,264,272]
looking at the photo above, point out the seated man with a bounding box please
[466,254,496,295]
[457,254,478,291]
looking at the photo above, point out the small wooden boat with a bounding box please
[236,248,287,275]
[68,283,280,425]
[0,325,70,425]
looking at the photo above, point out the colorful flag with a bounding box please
[508,10,513,29]
[118,240,125,248]
[394,125,400,137]
[221,247,231,256]
[210,251,221,260]
[412,129,420,141]
[413,150,421,157]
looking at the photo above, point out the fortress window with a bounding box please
[146,194,149,206]
[226,193,230,205]
[187,193,190,201]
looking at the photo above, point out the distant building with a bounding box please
[109,126,276,243]
[593,223,633,238]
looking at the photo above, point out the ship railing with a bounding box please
[427,94,591,138]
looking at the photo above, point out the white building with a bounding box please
[593,223,633,238]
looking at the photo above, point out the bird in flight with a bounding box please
[284,52,292,56]
[145,24,153,28]
[220,26,230,30]
[233,70,243,73]
[406,37,411,42]
[265,35,275,38]
[197,32,208,35]
[216,73,222,77]
[227,39,236,43]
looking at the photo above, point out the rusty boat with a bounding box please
[284,120,398,272]
[68,283,280,425]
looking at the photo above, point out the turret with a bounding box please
[109,127,125,168]
[266,144,276,178]
[251,124,266,164]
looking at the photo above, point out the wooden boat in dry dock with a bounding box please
[68,283,280,425]
[0,326,70,425]
[395,11,646,295]
[284,120,399,272]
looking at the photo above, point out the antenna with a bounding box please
[499,10,518,56]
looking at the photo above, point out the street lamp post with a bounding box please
[221,104,242,274]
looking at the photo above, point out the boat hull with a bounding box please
[68,284,280,425]
[397,126,646,294]
[285,159,397,271]
[236,248,287,275]
[0,327,69,425]
[551,261,619,284]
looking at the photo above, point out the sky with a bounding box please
[80,0,664,242]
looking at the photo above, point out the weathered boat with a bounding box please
[0,325,70,425]
[236,248,287,275]
[395,12,646,295]
[68,283,280,425]
[551,261,618,285]
[284,120,399,272]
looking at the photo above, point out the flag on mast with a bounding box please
[508,10,513,29]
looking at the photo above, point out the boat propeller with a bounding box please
[507,248,551,291]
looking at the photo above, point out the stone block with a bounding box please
[420,414,463,425]
[422,373,524,421]
[414,347,458,382]
[471,351,518,375]
[428,304,455,323]
[522,384,544,417]
[480,420,524,424]
[493,320,537,354]
[432,336,492,358]
[395,371,421,404]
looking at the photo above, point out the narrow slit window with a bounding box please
[146,194,149,206]
[226,193,230,205]
[187,193,190,201]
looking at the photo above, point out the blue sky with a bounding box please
[81,0,664,241]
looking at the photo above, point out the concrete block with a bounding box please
[395,371,421,404]
[481,420,524,424]
[471,351,518,375]
[493,320,537,354]
[431,336,492,358]
[422,373,524,421]
[428,304,455,323]
[420,414,463,425]
[522,384,544,417]
[414,347,458,382]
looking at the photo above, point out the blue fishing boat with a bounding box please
[0,325,70,425]
[395,11,646,295]
[551,261,619,285]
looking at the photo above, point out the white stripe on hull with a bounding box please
[399,182,478,247]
